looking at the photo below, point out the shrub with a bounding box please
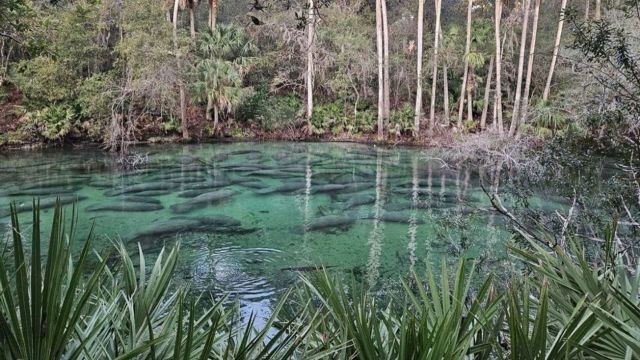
[236,89,302,131]
[22,104,78,142]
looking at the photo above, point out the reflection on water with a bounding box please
[0,142,570,311]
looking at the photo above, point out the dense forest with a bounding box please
[1,0,638,149]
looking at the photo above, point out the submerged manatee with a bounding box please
[130,215,253,244]
[86,202,164,212]
[3,186,80,197]
[112,196,162,204]
[105,182,179,196]
[23,178,89,190]
[170,189,235,214]
[256,182,306,195]
[0,195,87,217]
[342,194,376,209]
[363,211,426,224]
[306,215,355,232]
[311,184,347,194]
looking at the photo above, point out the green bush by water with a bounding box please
[0,203,639,359]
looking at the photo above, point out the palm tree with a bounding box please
[193,26,256,134]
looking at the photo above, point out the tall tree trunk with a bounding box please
[584,0,590,20]
[509,0,531,137]
[414,0,425,136]
[189,4,196,39]
[520,0,540,129]
[443,62,450,122]
[306,0,315,132]
[208,0,218,31]
[173,0,189,139]
[206,96,213,122]
[595,0,601,19]
[382,0,390,124]
[543,0,568,102]
[494,0,504,134]
[466,73,473,125]
[213,104,219,133]
[440,23,450,123]
[429,0,442,131]
[480,55,494,130]
[376,0,384,138]
[457,0,473,128]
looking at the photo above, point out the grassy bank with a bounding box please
[1,203,638,359]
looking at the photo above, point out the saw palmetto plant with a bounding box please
[0,202,638,359]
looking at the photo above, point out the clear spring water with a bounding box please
[0,142,571,316]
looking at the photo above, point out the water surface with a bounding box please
[0,142,571,314]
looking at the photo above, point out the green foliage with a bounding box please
[236,88,302,131]
[1,204,640,359]
[23,104,77,142]
[389,104,415,135]
[13,56,76,105]
[310,102,377,136]
[192,25,256,125]
[311,102,346,135]
[0,204,333,359]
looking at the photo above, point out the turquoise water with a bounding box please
[0,142,568,314]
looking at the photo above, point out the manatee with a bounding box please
[306,215,355,232]
[90,180,120,188]
[170,189,235,214]
[177,189,214,198]
[312,184,347,194]
[180,179,233,191]
[342,194,376,209]
[226,149,261,156]
[4,186,80,197]
[86,202,164,212]
[167,177,209,184]
[105,182,179,196]
[363,211,425,225]
[337,182,375,194]
[133,190,172,197]
[112,196,162,204]
[23,178,89,190]
[188,215,242,228]
[247,169,301,178]
[0,195,88,217]
[239,181,269,189]
[256,182,306,195]
[130,215,251,244]
[130,219,202,242]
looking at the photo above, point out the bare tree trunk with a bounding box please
[480,55,494,130]
[509,0,531,137]
[209,0,218,31]
[595,0,601,19]
[189,4,196,39]
[457,0,473,128]
[584,0,590,20]
[443,62,450,122]
[173,0,189,139]
[429,0,442,131]
[520,0,540,129]
[440,23,450,124]
[213,104,219,133]
[306,0,315,132]
[466,77,473,125]
[376,0,384,138]
[494,0,504,134]
[414,0,425,137]
[206,96,213,122]
[382,0,390,124]
[543,0,568,102]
